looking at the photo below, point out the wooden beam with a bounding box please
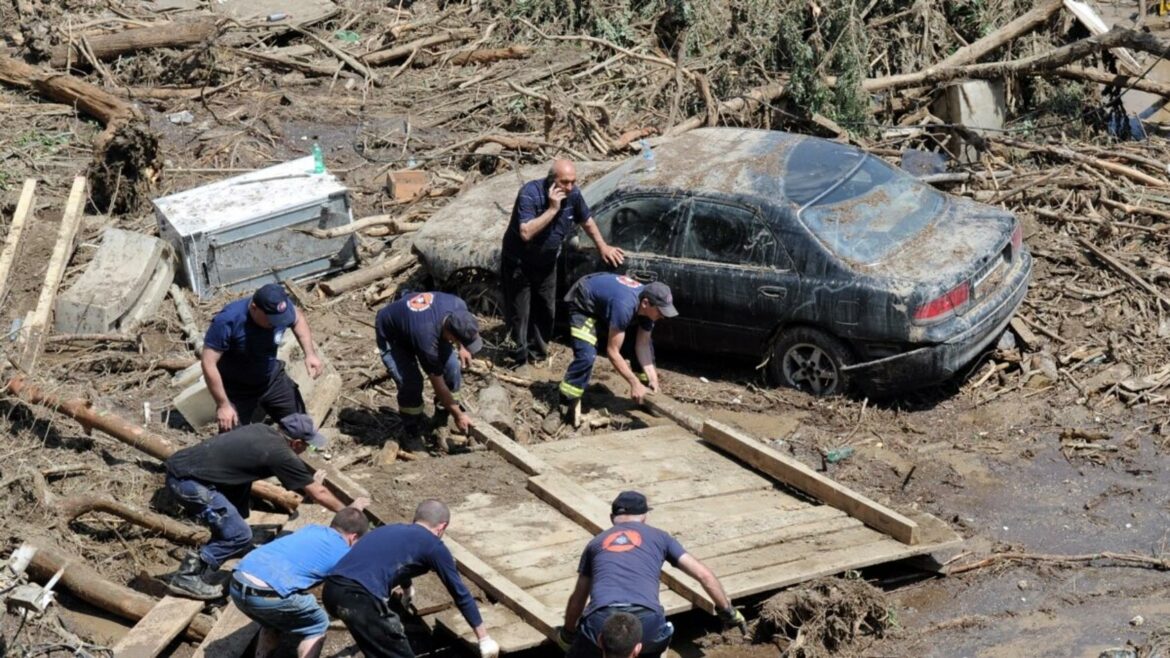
[526,473,717,613]
[700,421,919,545]
[475,424,551,476]
[189,602,259,658]
[642,394,704,435]
[17,176,87,371]
[112,596,205,658]
[443,537,562,637]
[0,179,36,306]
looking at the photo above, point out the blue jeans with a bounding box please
[383,342,462,422]
[166,474,253,569]
[569,605,674,658]
[229,575,329,638]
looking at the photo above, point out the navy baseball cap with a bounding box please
[278,414,328,449]
[446,310,483,355]
[252,284,296,328]
[611,491,651,516]
[639,282,678,318]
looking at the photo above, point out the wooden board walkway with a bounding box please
[432,418,962,653]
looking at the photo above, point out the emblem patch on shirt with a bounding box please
[601,529,643,553]
[616,275,641,289]
[407,293,434,312]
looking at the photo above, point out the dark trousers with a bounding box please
[559,311,650,400]
[501,252,558,362]
[568,605,673,658]
[166,475,253,569]
[383,343,462,424]
[224,362,305,427]
[323,577,414,658]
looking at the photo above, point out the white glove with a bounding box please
[479,636,499,658]
[400,585,415,611]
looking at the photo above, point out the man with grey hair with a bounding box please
[324,499,498,658]
[501,158,625,366]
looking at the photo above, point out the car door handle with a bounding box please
[759,286,787,299]
[629,269,658,283]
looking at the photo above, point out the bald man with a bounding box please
[501,159,624,367]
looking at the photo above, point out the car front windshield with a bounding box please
[583,158,640,208]
[784,139,944,265]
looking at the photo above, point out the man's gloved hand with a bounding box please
[718,605,747,632]
[479,636,500,658]
[553,626,576,652]
[400,584,415,611]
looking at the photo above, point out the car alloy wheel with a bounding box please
[769,327,853,396]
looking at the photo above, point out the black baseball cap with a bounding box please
[446,310,483,355]
[278,413,328,449]
[252,283,296,328]
[611,491,651,516]
[639,282,678,318]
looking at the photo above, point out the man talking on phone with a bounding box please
[500,159,624,367]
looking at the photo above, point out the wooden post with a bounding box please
[17,176,87,372]
[0,179,36,306]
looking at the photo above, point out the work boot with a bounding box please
[400,416,425,453]
[167,554,223,601]
[559,397,582,429]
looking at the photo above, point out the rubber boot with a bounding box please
[559,396,581,429]
[167,554,224,600]
[401,415,425,452]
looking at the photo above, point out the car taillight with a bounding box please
[1010,223,1023,252]
[913,281,970,323]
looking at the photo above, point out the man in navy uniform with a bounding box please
[201,283,323,432]
[501,159,624,366]
[375,291,483,441]
[558,273,677,426]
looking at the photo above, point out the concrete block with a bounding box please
[932,81,1006,164]
[386,171,428,202]
[121,249,176,333]
[174,377,217,429]
[55,228,165,334]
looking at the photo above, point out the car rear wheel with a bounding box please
[449,269,504,318]
[768,327,853,396]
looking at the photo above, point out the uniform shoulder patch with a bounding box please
[407,293,434,311]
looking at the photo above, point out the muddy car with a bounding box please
[412,128,1032,395]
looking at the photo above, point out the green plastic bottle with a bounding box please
[311,141,325,174]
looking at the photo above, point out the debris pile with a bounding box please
[752,576,894,657]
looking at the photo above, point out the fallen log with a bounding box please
[57,495,209,546]
[3,375,302,512]
[446,45,531,66]
[319,253,415,297]
[51,20,217,68]
[936,0,1064,68]
[362,28,479,66]
[995,137,1167,189]
[169,285,204,354]
[0,53,160,213]
[300,214,423,240]
[26,543,215,641]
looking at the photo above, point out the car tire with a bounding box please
[449,269,504,318]
[768,327,854,396]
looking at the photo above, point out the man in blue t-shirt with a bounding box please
[230,508,369,658]
[201,283,323,432]
[501,159,624,366]
[558,273,678,427]
[375,291,483,444]
[323,499,499,658]
[556,492,745,658]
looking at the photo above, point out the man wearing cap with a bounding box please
[558,273,677,426]
[230,507,369,658]
[164,413,366,600]
[375,291,482,441]
[323,499,499,658]
[501,159,625,367]
[202,283,324,432]
[556,491,744,658]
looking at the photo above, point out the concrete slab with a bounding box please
[55,228,164,334]
[121,248,176,333]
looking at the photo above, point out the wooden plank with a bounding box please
[189,602,259,658]
[443,536,561,637]
[17,176,87,372]
[689,508,856,559]
[0,178,35,305]
[642,394,705,434]
[476,424,551,475]
[434,603,547,654]
[528,577,692,616]
[648,489,810,531]
[672,502,842,548]
[112,595,205,658]
[701,420,920,545]
[563,462,773,505]
[703,525,884,577]
[534,425,684,456]
[527,473,716,613]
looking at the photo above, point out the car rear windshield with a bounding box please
[784,139,944,265]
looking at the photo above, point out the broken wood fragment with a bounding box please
[112,595,206,658]
[51,20,217,68]
[1077,237,1170,309]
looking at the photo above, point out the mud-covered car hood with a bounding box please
[412,162,616,283]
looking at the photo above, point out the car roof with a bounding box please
[608,128,806,202]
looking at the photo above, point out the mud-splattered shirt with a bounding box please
[578,521,686,617]
[237,524,348,597]
[502,178,591,258]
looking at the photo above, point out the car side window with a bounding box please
[680,200,780,267]
[598,195,687,255]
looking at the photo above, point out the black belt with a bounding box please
[231,577,281,599]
